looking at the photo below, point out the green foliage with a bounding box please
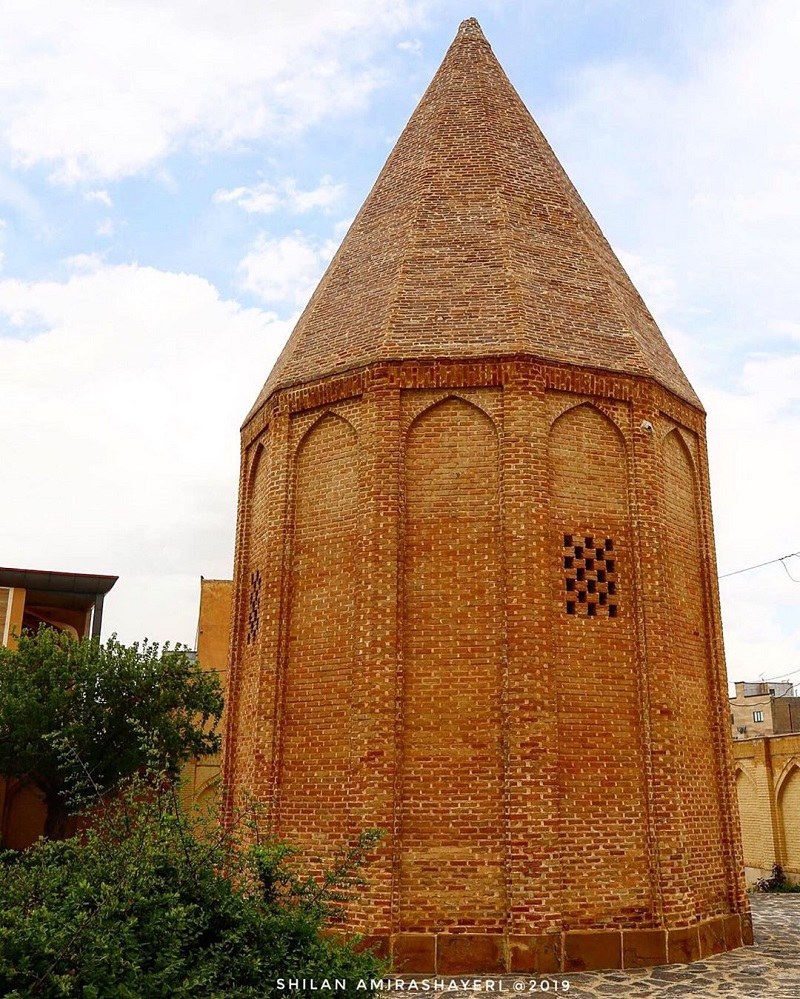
[0,774,386,997]
[0,629,223,838]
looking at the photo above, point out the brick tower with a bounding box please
[223,18,749,973]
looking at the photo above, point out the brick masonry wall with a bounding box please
[399,395,505,931]
[231,435,276,809]
[221,358,750,972]
[548,401,653,929]
[733,734,800,884]
[275,414,360,862]
[658,430,728,917]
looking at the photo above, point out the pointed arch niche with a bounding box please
[229,438,273,792]
[660,428,727,905]
[245,440,270,648]
[733,766,764,870]
[777,762,800,873]
[278,413,360,858]
[399,396,506,930]
[548,402,653,926]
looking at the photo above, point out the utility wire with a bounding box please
[781,559,800,583]
[750,666,800,686]
[719,550,800,580]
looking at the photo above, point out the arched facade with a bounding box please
[223,364,749,972]
[730,739,800,887]
[778,765,800,872]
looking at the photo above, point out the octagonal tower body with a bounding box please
[223,19,749,973]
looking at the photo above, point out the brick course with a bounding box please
[222,17,748,972]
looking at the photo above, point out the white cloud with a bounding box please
[215,185,281,215]
[238,232,336,306]
[95,218,115,237]
[64,252,106,273]
[285,177,345,214]
[0,0,422,182]
[214,175,344,215]
[84,189,113,208]
[0,262,289,644]
[398,38,423,56]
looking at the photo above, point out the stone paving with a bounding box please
[384,896,800,998]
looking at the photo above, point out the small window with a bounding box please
[561,532,618,619]
[246,569,262,645]
[753,710,764,723]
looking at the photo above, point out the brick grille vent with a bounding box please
[246,570,262,644]
[563,534,618,618]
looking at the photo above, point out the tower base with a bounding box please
[366,913,753,973]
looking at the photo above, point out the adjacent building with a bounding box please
[0,566,116,645]
[730,681,800,741]
[179,577,232,814]
[0,565,117,849]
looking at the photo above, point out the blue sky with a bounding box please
[0,0,798,689]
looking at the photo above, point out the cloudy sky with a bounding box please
[0,0,797,688]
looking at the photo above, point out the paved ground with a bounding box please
[384,896,800,998]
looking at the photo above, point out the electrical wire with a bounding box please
[719,551,800,580]
[758,667,800,683]
[780,558,800,583]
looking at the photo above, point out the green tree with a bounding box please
[0,772,385,997]
[0,628,223,840]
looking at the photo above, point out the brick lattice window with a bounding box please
[246,569,262,645]
[563,534,618,618]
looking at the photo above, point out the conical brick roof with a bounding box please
[249,18,699,416]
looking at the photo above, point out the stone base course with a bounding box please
[383,895,799,998]
[383,913,748,973]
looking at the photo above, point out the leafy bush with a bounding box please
[0,774,386,997]
[0,628,223,839]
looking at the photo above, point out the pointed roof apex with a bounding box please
[247,21,700,419]
[456,17,489,42]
